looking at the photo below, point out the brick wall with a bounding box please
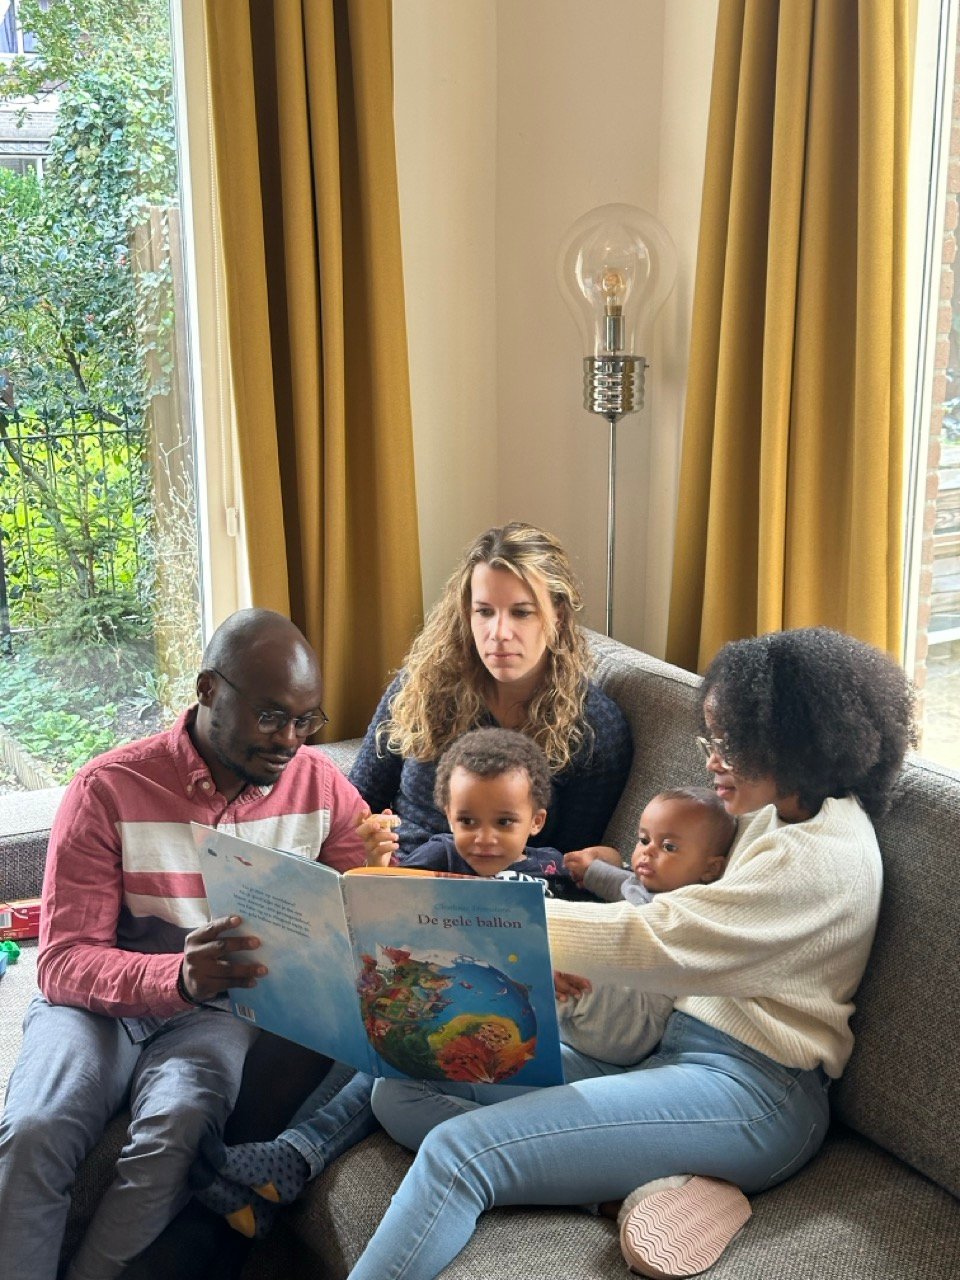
[911,36,960,737]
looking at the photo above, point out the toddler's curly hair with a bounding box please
[434,727,552,812]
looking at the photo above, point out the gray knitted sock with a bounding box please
[200,1133,310,1205]
[191,1170,280,1238]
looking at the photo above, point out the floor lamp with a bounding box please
[558,204,677,636]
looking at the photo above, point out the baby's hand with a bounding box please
[554,970,592,1003]
[562,849,595,882]
[356,809,401,867]
[563,846,614,882]
[564,845,622,882]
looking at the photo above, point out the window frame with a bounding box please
[169,0,250,642]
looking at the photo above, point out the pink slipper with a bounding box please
[618,1175,752,1278]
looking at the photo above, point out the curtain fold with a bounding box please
[203,0,422,737]
[667,0,911,673]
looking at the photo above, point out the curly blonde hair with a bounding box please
[380,523,593,771]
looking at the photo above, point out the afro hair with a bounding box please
[700,627,916,820]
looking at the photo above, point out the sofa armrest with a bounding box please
[0,786,65,901]
[0,741,362,905]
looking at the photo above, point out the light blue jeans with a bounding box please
[349,1012,831,1280]
[281,1065,379,1176]
[0,993,257,1280]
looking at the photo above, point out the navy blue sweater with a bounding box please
[401,832,564,878]
[349,675,632,860]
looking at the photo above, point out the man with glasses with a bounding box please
[0,609,367,1280]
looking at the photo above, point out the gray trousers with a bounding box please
[0,993,257,1280]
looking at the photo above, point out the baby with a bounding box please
[558,787,737,1064]
[369,739,736,1068]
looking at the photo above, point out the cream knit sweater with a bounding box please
[546,796,882,1078]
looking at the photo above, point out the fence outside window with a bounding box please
[0,402,149,649]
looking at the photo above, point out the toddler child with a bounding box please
[363,726,571,892]
[558,787,736,1064]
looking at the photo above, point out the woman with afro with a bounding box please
[346,627,915,1280]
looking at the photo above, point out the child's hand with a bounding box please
[554,970,591,1003]
[562,849,597,882]
[564,845,622,882]
[563,845,619,881]
[356,809,400,866]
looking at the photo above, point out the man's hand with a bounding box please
[356,809,400,867]
[563,845,622,883]
[554,970,592,1003]
[180,915,266,1003]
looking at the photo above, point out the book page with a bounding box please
[193,824,372,1070]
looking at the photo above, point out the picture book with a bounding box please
[193,824,564,1087]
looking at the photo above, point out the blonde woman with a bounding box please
[350,522,632,858]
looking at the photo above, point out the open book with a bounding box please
[193,824,564,1087]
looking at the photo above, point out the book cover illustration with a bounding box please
[193,826,563,1087]
[341,870,562,1086]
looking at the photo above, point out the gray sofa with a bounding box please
[2,634,958,1278]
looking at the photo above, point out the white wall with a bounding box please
[394,0,717,651]
[652,3,720,653]
[393,3,498,609]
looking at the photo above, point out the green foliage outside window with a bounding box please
[0,0,200,784]
[0,0,177,413]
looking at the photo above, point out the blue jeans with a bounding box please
[349,1012,831,1280]
[0,994,257,1280]
[280,1065,379,1177]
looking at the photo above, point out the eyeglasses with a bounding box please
[210,669,329,738]
[696,735,736,771]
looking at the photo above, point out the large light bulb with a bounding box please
[557,203,677,417]
[556,203,677,637]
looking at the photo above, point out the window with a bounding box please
[0,0,205,792]
[0,1,22,56]
[0,0,50,57]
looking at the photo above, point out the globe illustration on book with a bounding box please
[356,944,537,1083]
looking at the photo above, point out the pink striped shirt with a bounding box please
[38,709,366,1018]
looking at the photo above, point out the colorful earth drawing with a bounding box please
[356,945,537,1083]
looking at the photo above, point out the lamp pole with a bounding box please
[583,354,646,635]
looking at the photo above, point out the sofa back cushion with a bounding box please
[588,634,960,1197]
[587,632,704,859]
[831,756,960,1195]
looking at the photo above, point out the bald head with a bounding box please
[192,609,325,798]
[202,608,316,678]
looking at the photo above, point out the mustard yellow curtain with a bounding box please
[203,0,422,736]
[667,0,911,672]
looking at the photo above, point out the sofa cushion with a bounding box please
[586,632,703,856]
[242,1126,959,1280]
[247,1131,624,1280]
[705,1125,959,1280]
[833,757,960,1197]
